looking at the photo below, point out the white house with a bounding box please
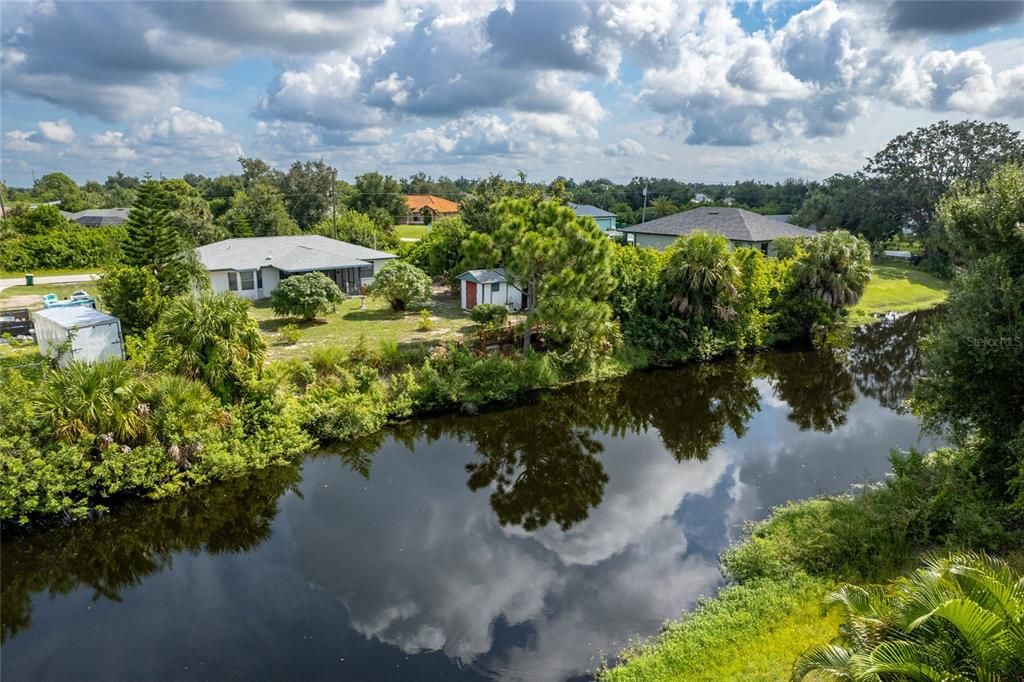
[196,235,396,300]
[33,307,125,367]
[456,268,525,312]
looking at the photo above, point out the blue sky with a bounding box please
[2,0,1023,187]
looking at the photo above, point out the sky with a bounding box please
[2,0,1023,187]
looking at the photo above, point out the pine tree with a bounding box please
[123,180,188,295]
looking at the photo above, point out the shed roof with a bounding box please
[33,306,119,330]
[405,194,459,213]
[457,268,509,284]
[623,207,818,242]
[568,202,616,219]
[196,235,395,273]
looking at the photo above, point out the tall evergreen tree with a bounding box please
[123,180,190,295]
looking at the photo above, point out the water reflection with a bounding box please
[1,313,937,681]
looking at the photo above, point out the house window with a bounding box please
[240,271,255,291]
[228,272,238,291]
[358,265,372,278]
[257,269,263,288]
[491,283,500,292]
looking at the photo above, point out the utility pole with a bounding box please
[331,168,338,240]
[641,181,649,224]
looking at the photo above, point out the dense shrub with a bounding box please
[469,303,508,326]
[96,265,165,335]
[0,226,126,271]
[367,260,432,311]
[270,271,345,321]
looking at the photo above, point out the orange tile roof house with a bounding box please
[404,194,459,224]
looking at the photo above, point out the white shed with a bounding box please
[456,268,526,312]
[33,307,125,367]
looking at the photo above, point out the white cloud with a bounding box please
[36,118,76,143]
[603,138,647,157]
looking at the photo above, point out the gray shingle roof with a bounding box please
[568,202,617,219]
[623,207,818,242]
[456,268,509,284]
[196,235,395,273]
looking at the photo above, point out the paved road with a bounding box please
[0,273,101,293]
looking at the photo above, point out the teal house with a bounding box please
[569,202,617,231]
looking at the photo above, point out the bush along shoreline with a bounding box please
[1,213,874,526]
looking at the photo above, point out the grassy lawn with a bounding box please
[395,224,429,240]
[0,282,98,311]
[600,576,840,682]
[848,263,950,325]
[0,267,101,279]
[250,292,474,358]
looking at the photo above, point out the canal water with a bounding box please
[1,312,937,681]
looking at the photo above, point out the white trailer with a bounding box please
[33,307,125,367]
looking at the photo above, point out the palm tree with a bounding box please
[650,196,679,218]
[793,552,1024,681]
[153,292,266,402]
[792,230,871,310]
[36,360,147,444]
[663,231,740,325]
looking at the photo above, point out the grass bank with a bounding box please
[847,264,949,326]
[600,447,1021,680]
[600,574,840,682]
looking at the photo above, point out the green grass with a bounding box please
[599,575,840,682]
[0,283,98,310]
[0,267,101,279]
[395,224,429,240]
[848,264,950,326]
[250,293,474,358]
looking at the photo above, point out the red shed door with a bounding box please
[465,281,478,309]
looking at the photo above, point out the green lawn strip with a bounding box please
[395,224,429,240]
[599,574,839,682]
[0,267,101,279]
[0,282,99,310]
[848,264,949,326]
[250,293,475,358]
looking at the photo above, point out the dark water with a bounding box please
[1,313,937,682]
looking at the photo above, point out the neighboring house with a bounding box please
[568,202,617,231]
[196,235,396,300]
[692,193,711,203]
[61,208,131,226]
[623,207,818,253]
[456,268,525,312]
[404,194,459,224]
[33,307,125,368]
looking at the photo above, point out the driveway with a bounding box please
[0,273,102,293]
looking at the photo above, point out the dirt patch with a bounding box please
[0,294,42,311]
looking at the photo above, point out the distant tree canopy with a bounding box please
[793,120,1024,248]
[351,172,407,223]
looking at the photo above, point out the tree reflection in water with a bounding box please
[767,350,857,432]
[1,465,301,641]
[845,310,934,412]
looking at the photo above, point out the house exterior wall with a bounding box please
[460,280,525,311]
[594,216,617,231]
[209,266,281,301]
[632,233,680,250]
[631,233,775,253]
